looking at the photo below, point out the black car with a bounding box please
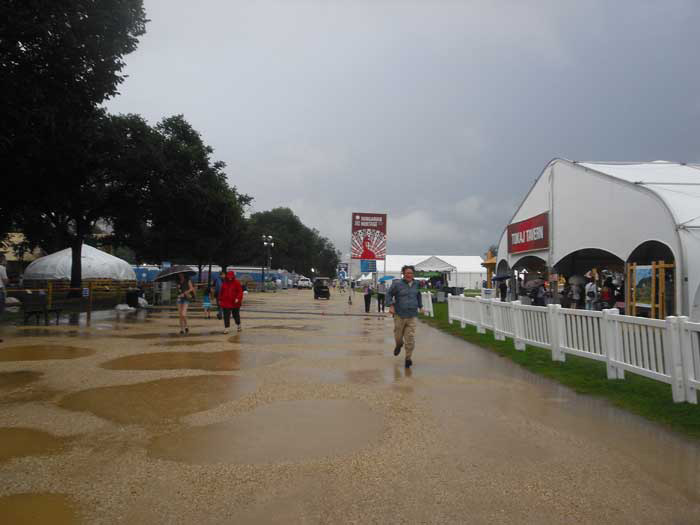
[313,277,331,299]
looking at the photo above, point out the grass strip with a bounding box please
[421,302,700,440]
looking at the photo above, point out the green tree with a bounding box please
[239,208,340,277]
[1,1,147,290]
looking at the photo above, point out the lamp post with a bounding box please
[262,235,274,292]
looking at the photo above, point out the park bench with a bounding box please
[8,290,62,325]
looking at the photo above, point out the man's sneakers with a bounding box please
[393,342,403,356]
[405,358,413,369]
[237,326,242,332]
[223,329,229,334]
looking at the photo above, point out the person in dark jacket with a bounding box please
[219,271,244,334]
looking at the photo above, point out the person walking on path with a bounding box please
[387,265,423,368]
[213,270,224,320]
[363,283,372,313]
[176,272,195,334]
[202,285,213,319]
[377,281,386,312]
[219,270,244,334]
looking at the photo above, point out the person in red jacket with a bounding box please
[219,270,244,334]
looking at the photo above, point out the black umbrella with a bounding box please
[154,265,196,282]
[491,274,511,281]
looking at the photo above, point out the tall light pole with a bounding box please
[262,235,274,292]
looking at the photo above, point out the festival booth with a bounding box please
[22,244,137,304]
[496,159,700,320]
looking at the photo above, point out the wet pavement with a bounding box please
[0,289,699,523]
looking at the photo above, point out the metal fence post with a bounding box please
[548,304,565,362]
[512,300,526,351]
[665,316,687,403]
[676,316,696,404]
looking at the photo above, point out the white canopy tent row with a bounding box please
[379,255,485,289]
[23,244,136,281]
[496,159,700,320]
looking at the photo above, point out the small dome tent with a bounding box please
[24,244,136,281]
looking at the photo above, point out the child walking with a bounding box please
[202,285,213,319]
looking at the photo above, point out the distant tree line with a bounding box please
[0,1,339,288]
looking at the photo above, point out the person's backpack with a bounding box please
[587,290,595,298]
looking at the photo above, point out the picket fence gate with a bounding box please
[446,295,700,404]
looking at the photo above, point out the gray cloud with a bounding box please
[107,0,700,256]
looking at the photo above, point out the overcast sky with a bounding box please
[107,0,700,257]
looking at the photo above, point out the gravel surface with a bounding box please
[0,290,699,524]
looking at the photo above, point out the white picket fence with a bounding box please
[446,295,700,404]
[421,292,434,318]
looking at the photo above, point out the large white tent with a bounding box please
[496,159,700,319]
[380,254,485,289]
[24,244,136,281]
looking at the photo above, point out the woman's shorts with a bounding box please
[177,297,190,305]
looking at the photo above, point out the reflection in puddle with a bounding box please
[0,345,95,361]
[0,493,79,524]
[149,399,384,464]
[101,349,286,371]
[0,371,43,391]
[59,375,256,425]
[0,427,67,462]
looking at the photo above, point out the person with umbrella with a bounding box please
[176,272,196,334]
[154,266,196,335]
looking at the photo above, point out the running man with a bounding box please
[386,265,423,368]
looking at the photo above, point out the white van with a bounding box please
[297,277,312,289]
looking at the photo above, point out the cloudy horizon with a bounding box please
[107,0,700,257]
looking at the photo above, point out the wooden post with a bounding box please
[659,263,666,319]
[650,261,657,319]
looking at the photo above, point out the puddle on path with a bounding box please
[149,399,384,464]
[59,375,256,425]
[246,325,322,332]
[0,371,43,391]
[150,339,219,347]
[0,345,95,361]
[0,493,80,524]
[101,349,286,372]
[0,427,67,462]
[115,332,221,340]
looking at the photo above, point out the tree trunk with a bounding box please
[69,237,83,297]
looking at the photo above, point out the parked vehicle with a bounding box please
[313,277,331,299]
[297,277,312,289]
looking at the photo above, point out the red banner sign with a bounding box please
[507,212,549,254]
[351,213,387,260]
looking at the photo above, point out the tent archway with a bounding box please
[627,240,675,265]
[553,248,624,278]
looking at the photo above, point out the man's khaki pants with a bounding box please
[394,316,416,359]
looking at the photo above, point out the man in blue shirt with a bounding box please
[386,265,423,368]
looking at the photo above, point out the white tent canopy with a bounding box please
[378,254,485,289]
[24,244,136,281]
[496,159,700,319]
